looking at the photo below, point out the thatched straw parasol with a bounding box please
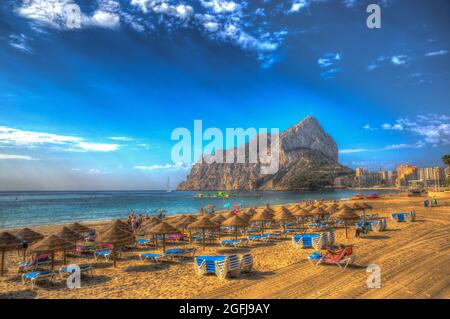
[222,215,248,240]
[211,214,226,225]
[101,219,133,234]
[221,211,236,219]
[31,235,75,269]
[0,232,22,276]
[338,203,353,210]
[250,208,274,235]
[274,207,293,229]
[97,224,135,267]
[15,228,44,243]
[291,207,312,230]
[245,208,258,217]
[188,217,218,250]
[68,222,93,235]
[335,208,360,238]
[15,228,44,262]
[237,211,251,222]
[309,207,330,218]
[146,222,180,253]
[55,227,85,264]
[349,203,364,211]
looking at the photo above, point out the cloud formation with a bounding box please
[0,126,119,152]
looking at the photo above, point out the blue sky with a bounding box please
[0,0,449,190]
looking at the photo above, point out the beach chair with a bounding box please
[239,254,253,273]
[18,254,51,272]
[94,250,112,261]
[59,264,93,279]
[247,235,263,243]
[316,246,355,269]
[135,239,151,248]
[307,251,322,266]
[405,212,416,222]
[214,255,240,280]
[194,257,208,276]
[139,253,163,264]
[22,270,55,289]
[85,231,96,242]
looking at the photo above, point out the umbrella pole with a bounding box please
[189,229,192,243]
[23,247,27,262]
[162,234,166,253]
[345,221,348,239]
[1,248,5,277]
[113,244,117,268]
[202,229,205,251]
[51,252,55,270]
[235,227,238,240]
[63,249,67,265]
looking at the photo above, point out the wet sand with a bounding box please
[0,193,449,299]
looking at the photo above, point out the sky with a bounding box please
[0,0,449,190]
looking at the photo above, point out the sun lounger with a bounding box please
[22,270,55,289]
[85,231,96,242]
[139,253,163,263]
[247,235,263,242]
[307,251,323,266]
[194,256,225,276]
[94,250,112,261]
[391,212,415,222]
[164,248,196,261]
[312,246,355,269]
[18,254,51,272]
[220,239,249,248]
[214,255,240,280]
[135,239,151,248]
[239,254,253,273]
[59,264,93,279]
[292,233,323,250]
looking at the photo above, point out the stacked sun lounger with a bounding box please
[391,212,415,223]
[194,254,253,280]
[292,233,325,250]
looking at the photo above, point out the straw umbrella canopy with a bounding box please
[55,227,85,264]
[325,205,338,215]
[274,207,293,229]
[221,211,236,219]
[188,217,218,250]
[350,203,364,211]
[237,211,251,222]
[15,228,44,243]
[222,215,248,240]
[68,222,93,235]
[291,207,312,230]
[338,203,353,210]
[250,208,274,235]
[146,222,180,253]
[14,228,45,262]
[309,207,330,220]
[31,235,75,270]
[211,214,226,225]
[245,208,258,217]
[335,208,360,238]
[101,219,133,234]
[0,232,22,276]
[97,224,135,267]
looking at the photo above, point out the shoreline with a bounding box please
[0,192,401,231]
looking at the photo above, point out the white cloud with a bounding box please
[289,0,310,13]
[0,126,119,152]
[109,136,133,141]
[381,123,403,131]
[200,1,240,14]
[88,168,103,174]
[0,153,35,160]
[90,10,120,29]
[134,162,192,171]
[425,50,448,57]
[0,126,82,145]
[78,142,119,152]
[391,55,408,65]
[9,34,31,53]
[339,149,368,154]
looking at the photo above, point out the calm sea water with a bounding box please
[0,189,397,228]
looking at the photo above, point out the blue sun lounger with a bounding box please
[94,250,111,261]
[22,270,55,289]
[164,248,196,260]
[136,239,151,247]
[292,233,322,249]
[220,239,248,248]
[59,264,93,278]
[139,253,163,263]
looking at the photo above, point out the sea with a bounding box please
[0,189,397,229]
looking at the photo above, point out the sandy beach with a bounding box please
[0,193,449,299]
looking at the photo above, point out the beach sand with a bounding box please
[0,193,449,299]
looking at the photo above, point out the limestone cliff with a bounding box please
[177,116,353,190]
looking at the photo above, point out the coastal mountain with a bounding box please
[177,116,353,190]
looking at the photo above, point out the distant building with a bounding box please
[397,164,418,187]
[417,167,446,187]
[387,170,397,185]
